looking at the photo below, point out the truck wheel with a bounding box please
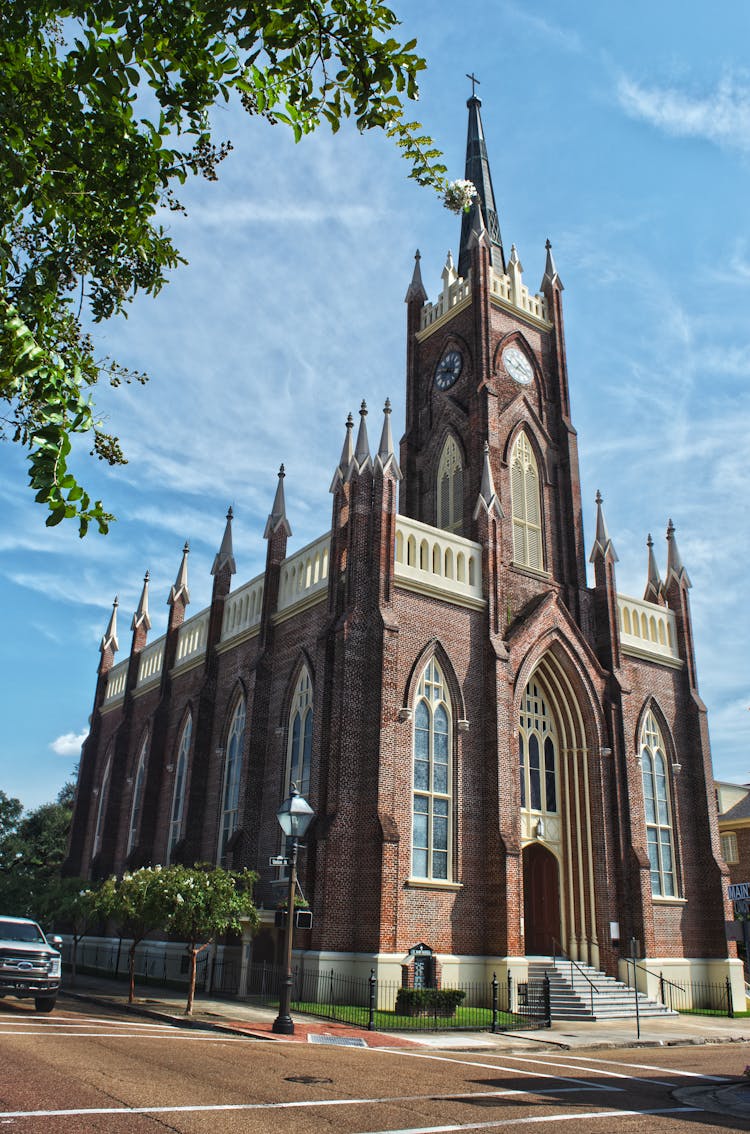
[35,997,56,1013]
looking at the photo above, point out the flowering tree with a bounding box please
[94,867,172,1003]
[161,865,258,1015]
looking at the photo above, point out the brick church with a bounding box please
[66,95,738,996]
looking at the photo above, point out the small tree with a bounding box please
[48,878,99,986]
[162,865,258,1015]
[94,868,171,1003]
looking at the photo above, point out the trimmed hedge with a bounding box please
[394,988,466,1017]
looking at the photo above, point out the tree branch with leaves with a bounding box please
[1,0,447,534]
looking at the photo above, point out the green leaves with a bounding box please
[2,1,446,534]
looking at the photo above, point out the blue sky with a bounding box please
[2,0,749,810]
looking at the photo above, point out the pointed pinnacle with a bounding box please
[169,540,191,607]
[405,248,427,304]
[473,440,503,521]
[212,506,237,576]
[589,490,618,564]
[100,595,119,654]
[353,399,371,467]
[264,463,292,539]
[131,570,151,632]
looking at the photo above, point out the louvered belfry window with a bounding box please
[510,431,543,570]
[437,436,464,535]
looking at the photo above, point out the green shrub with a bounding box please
[394,988,466,1017]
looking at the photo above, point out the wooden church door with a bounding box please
[523,843,561,955]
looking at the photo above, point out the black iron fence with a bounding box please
[244,962,551,1032]
[648,972,736,1017]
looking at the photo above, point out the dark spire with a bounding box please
[458,92,505,279]
[405,249,427,304]
[211,507,236,576]
[644,534,663,603]
[131,571,151,631]
[589,490,618,563]
[100,596,119,655]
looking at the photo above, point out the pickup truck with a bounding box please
[0,916,62,1012]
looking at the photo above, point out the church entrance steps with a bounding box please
[527,959,678,1021]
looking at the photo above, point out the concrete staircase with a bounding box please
[528,957,678,1021]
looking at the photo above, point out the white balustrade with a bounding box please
[103,660,127,705]
[175,609,209,668]
[277,532,330,614]
[490,269,550,324]
[617,594,680,663]
[221,575,264,643]
[136,640,164,688]
[394,516,484,606]
[420,275,472,331]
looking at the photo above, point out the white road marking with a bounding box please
[0,1087,627,1121]
[374,1048,617,1090]
[480,1052,677,1088]
[547,1053,731,1081]
[355,1109,701,1134]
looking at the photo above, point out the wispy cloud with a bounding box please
[500,2,583,54]
[617,73,750,152]
[50,730,88,757]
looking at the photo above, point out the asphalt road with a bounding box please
[0,998,749,1133]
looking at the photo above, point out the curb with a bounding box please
[59,989,750,1054]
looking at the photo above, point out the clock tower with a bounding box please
[401,93,588,624]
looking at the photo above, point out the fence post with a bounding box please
[368,969,376,1031]
[543,974,551,1028]
[491,973,499,1034]
[726,976,735,1018]
[329,968,335,1019]
[507,970,513,1013]
[659,971,665,1006]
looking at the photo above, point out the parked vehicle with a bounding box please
[0,916,62,1012]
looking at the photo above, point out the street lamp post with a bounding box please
[272,785,314,1035]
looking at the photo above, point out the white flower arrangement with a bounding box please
[443,179,478,214]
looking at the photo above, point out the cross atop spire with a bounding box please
[458,92,505,278]
[466,71,481,98]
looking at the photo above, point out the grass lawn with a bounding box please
[289,999,532,1030]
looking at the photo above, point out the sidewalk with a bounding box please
[61,971,750,1053]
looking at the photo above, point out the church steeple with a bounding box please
[458,89,505,279]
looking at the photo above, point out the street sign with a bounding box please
[728,882,750,900]
[269,855,289,867]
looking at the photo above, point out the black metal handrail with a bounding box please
[551,938,600,1015]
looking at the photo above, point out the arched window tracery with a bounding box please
[510,431,543,570]
[286,667,313,797]
[519,680,558,816]
[127,734,149,856]
[218,698,245,866]
[412,658,452,881]
[436,436,464,535]
[167,715,192,862]
[640,710,677,897]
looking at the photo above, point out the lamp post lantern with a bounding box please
[272,784,314,1035]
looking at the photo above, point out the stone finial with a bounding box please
[643,534,663,603]
[375,398,402,479]
[264,464,293,539]
[211,507,237,576]
[405,249,427,304]
[131,571,152,632]
[441,250,457,289]
[473,441,504,521]
[589,490,618,563]
[100,596,119,654]
[168,541,190,607]
[666,519,691,588]
[467,197,489,254]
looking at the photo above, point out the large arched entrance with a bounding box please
[523,843,561,955]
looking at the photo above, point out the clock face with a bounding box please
[434,349,463,391]
[502,346,534,386]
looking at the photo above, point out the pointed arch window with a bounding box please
[218,698,245,866]
[519,680,558,816]
[437,436,464,535]
[127,734,149,856]
[640,711,677,897]
[167,715,192,863]
[286,667,313,797]
[412,658,452,881]
[510,431,543,570]
[92,749,112,859]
